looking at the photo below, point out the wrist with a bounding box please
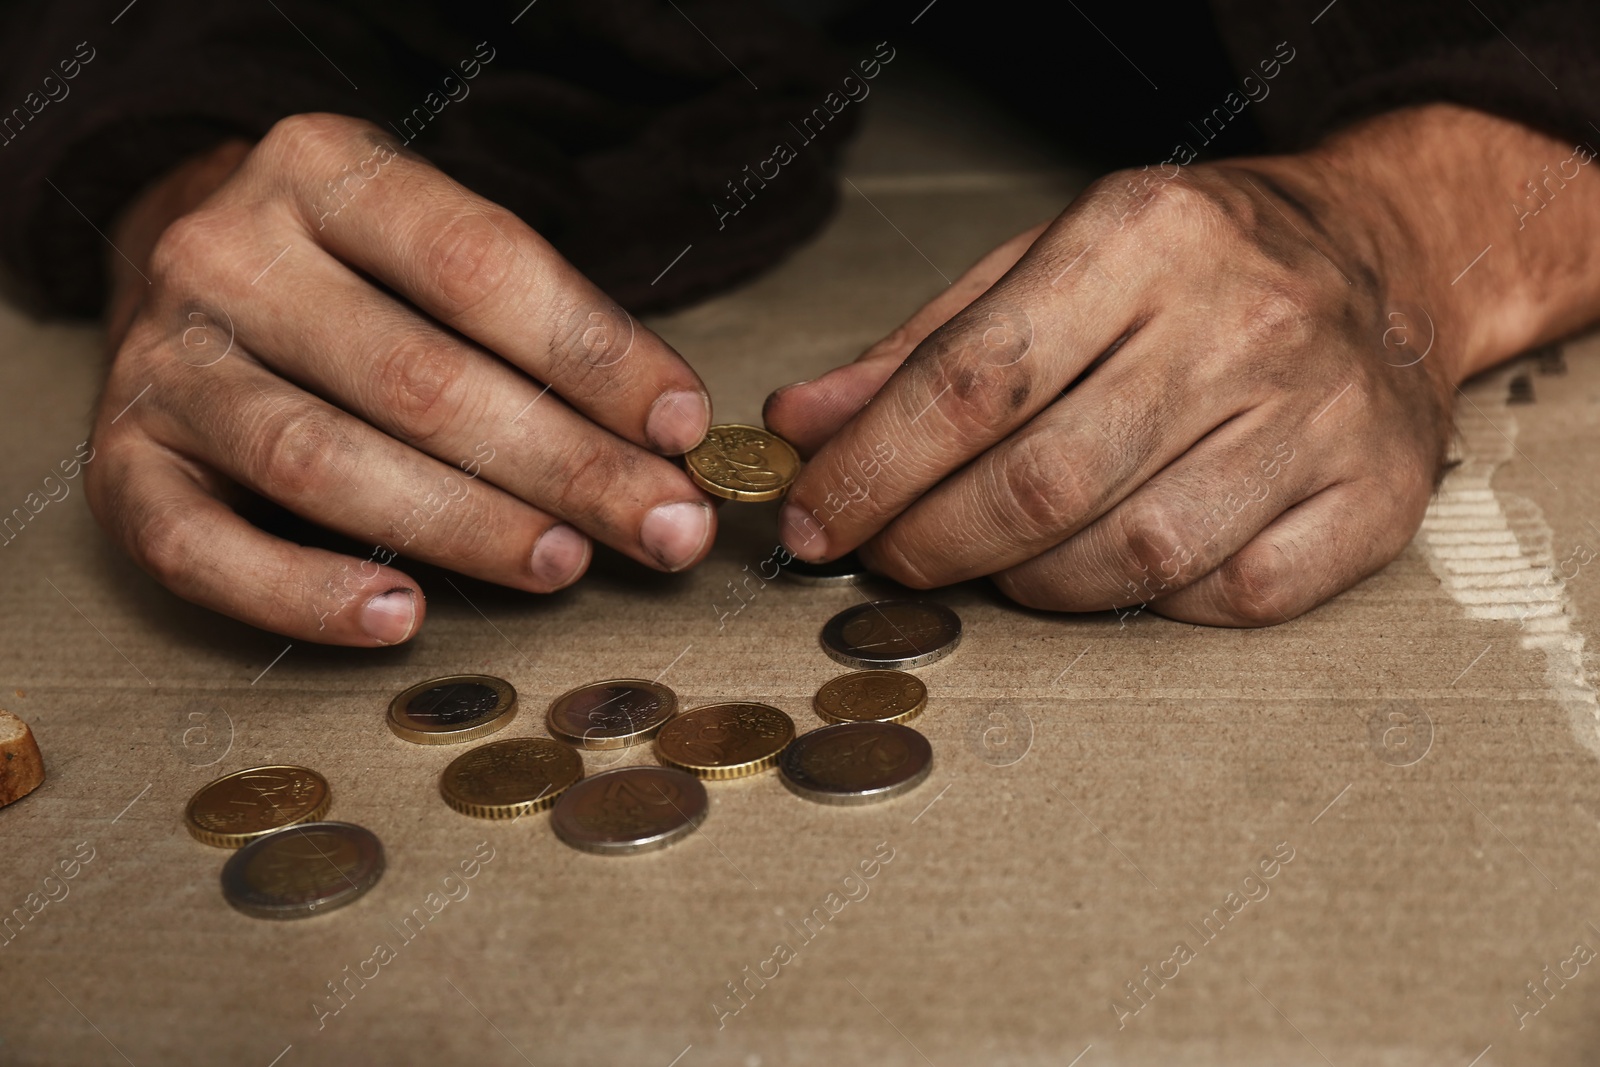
[1282,105,1600,387]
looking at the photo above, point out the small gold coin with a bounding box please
[439,737,584,819]
[547,679,677,750]
[814,670,927,725]
[185,765,332,849]
[387,674,517,745]
[684,424,801,502]
[655,702,796,779]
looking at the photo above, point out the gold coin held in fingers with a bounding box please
[547,679,678,750]
[814,670,927,725]
[439,737,584,819]
[655,702,796,779]
[185,765,332,849]
[387,674,517,745]
[684,424,801,502]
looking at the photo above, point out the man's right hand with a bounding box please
[88,113,716,646]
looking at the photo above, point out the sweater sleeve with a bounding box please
[1208,0,1600,151]
[0,0,858,319]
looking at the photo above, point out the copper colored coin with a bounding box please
[684,424,801,502]
[220,822,384,920]
[779,721,933,805]
[813,670,927,725]
[551,766,708,855]
[655,702,795,779]
[820,600,962,670]
[439,737,584,819]
[185,765,332,849]
[547,679,677,750]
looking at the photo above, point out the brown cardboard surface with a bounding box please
[5,64,1600,1067]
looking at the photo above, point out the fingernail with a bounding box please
[780,503,828,562]
[361,588,416,645]
[646,389,711,455]
[762,380,811,422]
[641,501,712,571]
[529,523,589,589]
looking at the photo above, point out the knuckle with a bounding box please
[1236,283,1318,352]
[915,331,1034,432]
[424,209,522,317]
[129,501,200,587]
[250,402,344,499]
[148,211,230,284]
[258,112,354,166]
[373,336,465,444]
[1212,547,1290,626]
[548,444,623,520]
[1117,500,1192,594]
[998,433,1090,536]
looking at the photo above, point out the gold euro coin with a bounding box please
[387,674,517,745]
[655,702,796,779]
[185,765,332,849]
[814,670,927,725]
[684,424,801,502]
[439,737,584,819]
[547,679,677,750]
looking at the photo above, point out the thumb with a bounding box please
[764,221,1049,457]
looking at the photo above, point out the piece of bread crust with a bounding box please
[0,708,45,807]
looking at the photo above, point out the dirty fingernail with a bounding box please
[646,389,711,455]
[641,501,712,571]
[361,588,416,645]
[530,523,589,590]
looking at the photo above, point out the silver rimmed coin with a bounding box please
[220,821,385,920]
[550,766,708,855]
[779,551,869,586]
[779,721,933,805]
[387,674,517,745]
[819,600,961,670]
[547,679,677,750]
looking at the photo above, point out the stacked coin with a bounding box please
[184,765,388,921]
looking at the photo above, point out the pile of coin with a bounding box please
[187,425,960,917]
[184,765,386,920]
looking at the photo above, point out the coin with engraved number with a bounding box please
[185,765,332,848]
[814,670,927,725]
[820,600,962,670]
[779,551,869,586]
[387,674,517,745]
[547,679,677,750]
[551,766,708,855]
[655,702,795,779]
[684,424,801,502]
[439,737,584,819]
[779,721,933,805]
[220,822,384,920]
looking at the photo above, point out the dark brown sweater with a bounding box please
[0,0,1592,320]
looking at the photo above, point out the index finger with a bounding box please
[259,114,710,454]
[778,210,1144,561]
